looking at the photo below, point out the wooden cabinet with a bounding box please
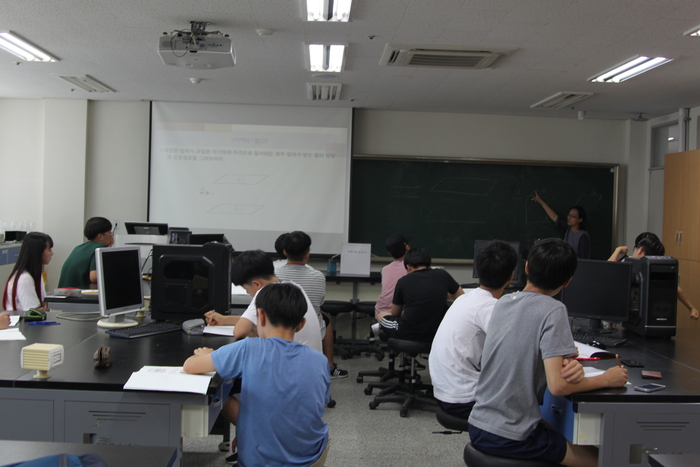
[677,259,700,330]
[664,150,700,328]
[664,150,700,261]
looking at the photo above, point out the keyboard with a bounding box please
[106,322,182,339]
[572,331,627,348]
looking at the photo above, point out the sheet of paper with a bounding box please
[123,366,214,394]
[574,341,614,359]
[204,325,235,336]
[10,316,20,326]
[583,367,605,378]
[340,243,371,275]
[0,328,26,340]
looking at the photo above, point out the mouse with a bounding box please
[590,340,607,350]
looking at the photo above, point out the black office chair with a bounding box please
[368,337,436,417]
[320,300,355,359]
[357,328,400,390]
[463,443,558,467]
[435,406,470,434]
[335,301,384,359]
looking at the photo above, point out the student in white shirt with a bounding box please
[3,232,54,311]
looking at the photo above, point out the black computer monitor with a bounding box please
[95,246,144,328]
[472,240,521,283]
[150,243,233,321]
[559,259,633,331]
[189,233,228,245]
[125,222,169,235]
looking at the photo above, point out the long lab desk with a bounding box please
[542,328,700,467]
[0,314,235,467]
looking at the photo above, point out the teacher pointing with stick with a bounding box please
[532,190,591,258]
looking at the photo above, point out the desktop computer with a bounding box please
[150,242,233,321]
[624,256,678,338]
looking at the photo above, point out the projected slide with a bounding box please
[150,102,352,254]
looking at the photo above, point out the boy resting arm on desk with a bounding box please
[184,282,330,467]
[468,239,627,467]
[204,250,323,351]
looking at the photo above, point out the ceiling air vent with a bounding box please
[58,75,115,93]
[379,44,517,69]
[307,83,342,101]
[531,92,593,109]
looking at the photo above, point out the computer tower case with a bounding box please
[150,243,233,321]
[625,256,678,338]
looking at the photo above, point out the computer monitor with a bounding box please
[189,233,228,245]
[150,243,233,321]
[125,222,169,236]
[95,246,144,328]
[472,240,522,283]
[559,259,633,331]
[168,227,191,244]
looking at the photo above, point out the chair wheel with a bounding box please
[327,399,337,408]
[356,376,363,383]
[376,353,384,361]
[364,387,373,395]
[369,401,378,410]
[341,355,349,360]
[400,408,408,417]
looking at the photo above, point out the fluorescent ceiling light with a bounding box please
[0,31,58,62]
[58,75,115,93]
[308,44,346,72]
[589,56,672,83]
[305,0,352,22]
[683,25,700,36]
[530,92,593,109]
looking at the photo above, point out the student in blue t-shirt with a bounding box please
[184,282,330,467]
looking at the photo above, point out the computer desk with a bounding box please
[542,328,700,467]
[0,440,177,467]
[0,315,235,467]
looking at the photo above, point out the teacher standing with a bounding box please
[532,190,590,258]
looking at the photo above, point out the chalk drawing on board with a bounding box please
[214,174,268,185]
[390,185,422,198]
[207,204,263,215]
[430,178,497,196]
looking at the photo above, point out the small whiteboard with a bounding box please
[340,243,371,275]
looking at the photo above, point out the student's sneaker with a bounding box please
[218,441,231,452]
[330,365,348,379]
[225,449,238,465]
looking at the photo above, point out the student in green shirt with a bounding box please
[58,217,113,289]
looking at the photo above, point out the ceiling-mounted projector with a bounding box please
[158,21,235,70]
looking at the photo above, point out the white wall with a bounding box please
[0,99,44,231]
[354,109,627,163]
[86,101,151,229]
[42,99,89,290]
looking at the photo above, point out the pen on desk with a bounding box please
[27,321,60,326]
[616,354,622,367]
[576,357,601,361]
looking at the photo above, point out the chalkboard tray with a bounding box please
[349,156,617,261]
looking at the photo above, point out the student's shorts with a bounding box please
[467,422,568,464]
[438,400,475,421]
[378,315,400,339]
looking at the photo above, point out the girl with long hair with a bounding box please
[2,232,54,311]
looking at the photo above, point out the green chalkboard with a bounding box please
[349,156,617,261]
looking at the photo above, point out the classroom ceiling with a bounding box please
[2,0,700,120]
